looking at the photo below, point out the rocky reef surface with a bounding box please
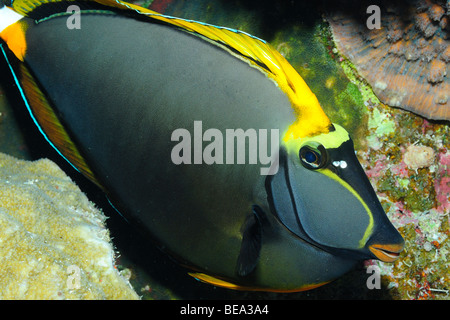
[0,152,138,299]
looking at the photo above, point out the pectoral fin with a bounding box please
[236,205,263,277]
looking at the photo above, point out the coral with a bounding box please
[360,100,450,299]
[0,153,139,299]
[327,0,450,120]
[427,60,447,83]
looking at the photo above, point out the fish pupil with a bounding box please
[299,146,322,170]
[299,143,329,170]
[304,151,317,164]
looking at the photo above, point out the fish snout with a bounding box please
[365,207,405,263]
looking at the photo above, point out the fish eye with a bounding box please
[299,143,327,170]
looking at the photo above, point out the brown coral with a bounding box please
[327,0,450,120]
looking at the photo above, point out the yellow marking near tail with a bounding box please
[189,272,330,292]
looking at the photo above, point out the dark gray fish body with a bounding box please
[0,1,404,291]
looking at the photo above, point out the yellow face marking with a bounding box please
[283,123,374,248]
[318,168,374,248]
[283,123,350,150]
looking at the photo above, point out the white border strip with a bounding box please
[0,6,24,33]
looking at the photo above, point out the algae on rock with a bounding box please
[0,152,138,299]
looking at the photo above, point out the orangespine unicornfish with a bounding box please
[0,0,404,292]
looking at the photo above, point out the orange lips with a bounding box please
[369,243,404,262]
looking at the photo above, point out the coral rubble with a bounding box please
[0,153,139,299]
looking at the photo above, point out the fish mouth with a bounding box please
[369,243,404,262]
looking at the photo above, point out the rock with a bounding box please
[0,152,139,299]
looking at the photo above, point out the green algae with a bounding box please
[269,24,367,140]
[378,169,436,212]
[334,82,364,126]
[338,59,381,106]
[368,108,396,137]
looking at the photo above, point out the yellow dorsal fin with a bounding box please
[10,0,332,139]
[108,0,333,139]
